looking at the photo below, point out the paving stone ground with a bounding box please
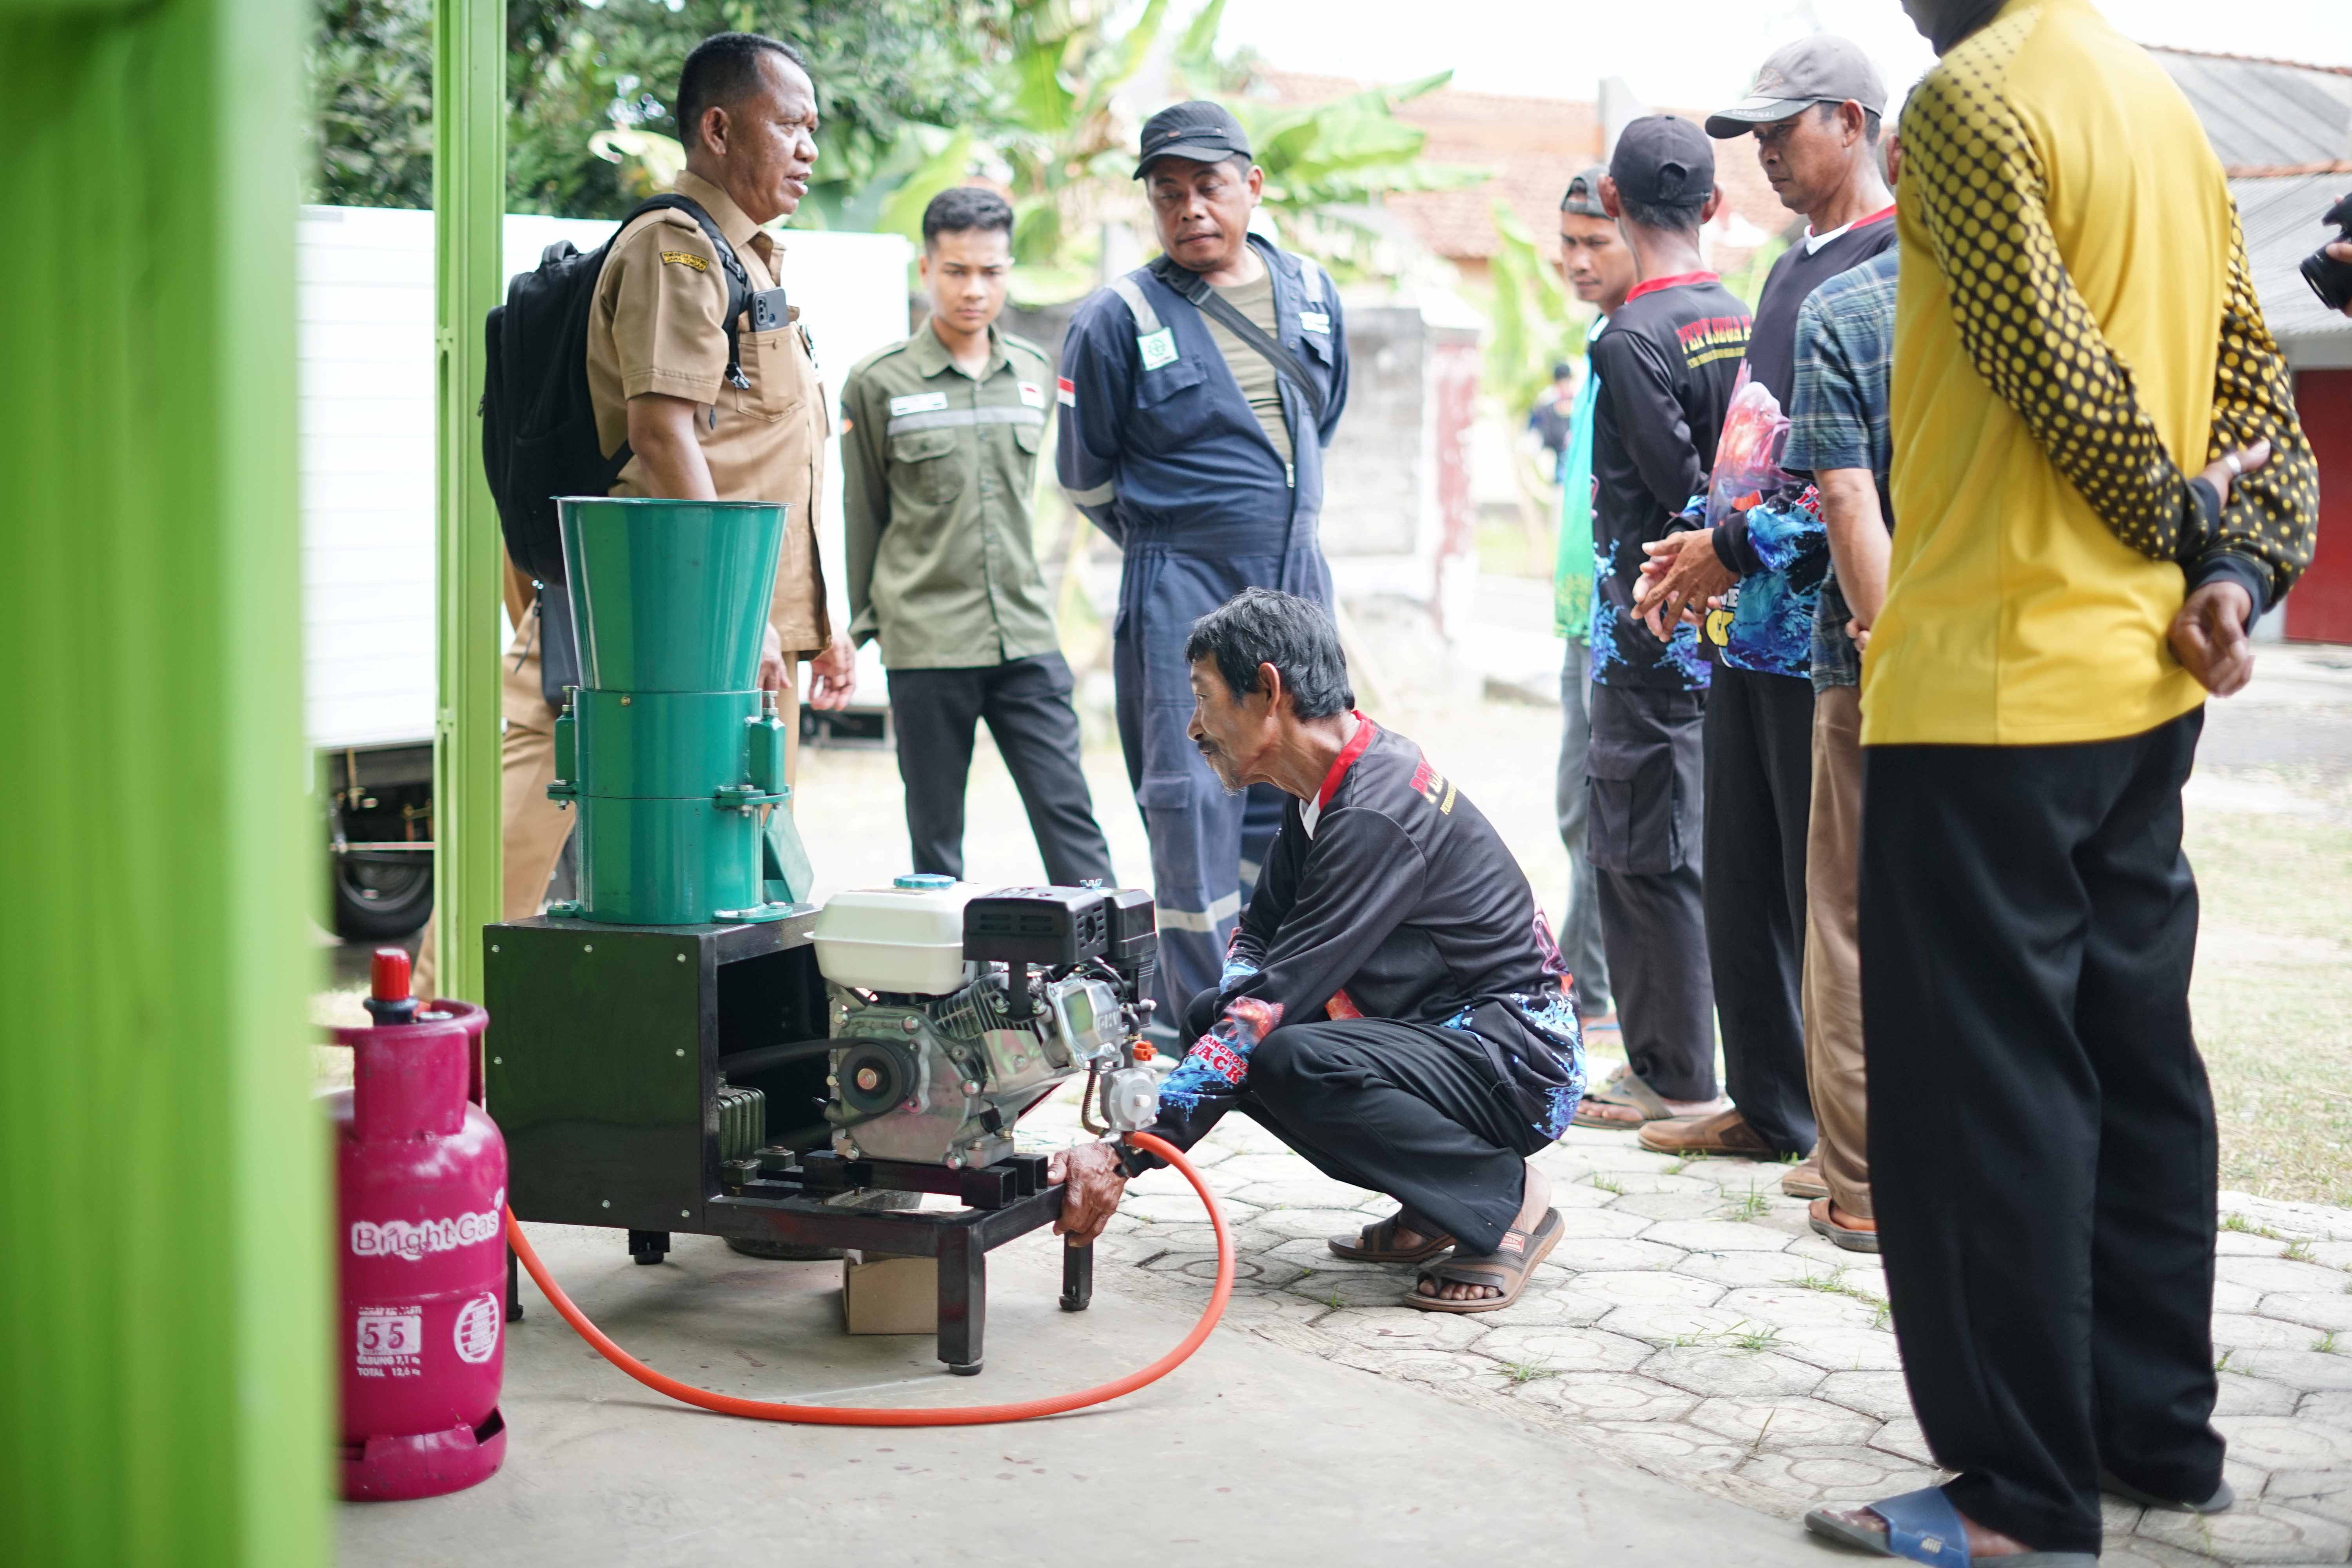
[1017,1098,2352,1567]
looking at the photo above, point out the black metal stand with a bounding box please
[701,1151,1088,1375]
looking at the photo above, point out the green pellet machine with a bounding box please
[484,497,1161,1375]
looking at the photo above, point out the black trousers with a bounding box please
[1702,665,1815,1152]
[1862,711,2220,1554]
[887,653,1114,887]
[1183,990,1538,1253]
[1586,682,1717,1101]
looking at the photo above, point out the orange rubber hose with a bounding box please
[503,1131,1229,1425]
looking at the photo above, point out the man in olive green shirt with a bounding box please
[840,187,1114,885]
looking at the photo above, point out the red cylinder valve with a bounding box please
[363,946,419,1027]
[328,1000,508,1501]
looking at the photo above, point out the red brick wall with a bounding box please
[2288,368,2352,644]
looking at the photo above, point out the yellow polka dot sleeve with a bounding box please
[2205,211,2320,603]
[1902,16,2317,603]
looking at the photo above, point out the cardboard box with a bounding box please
[841,1252,938,1334]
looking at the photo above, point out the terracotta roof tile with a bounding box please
[1252,70,1797,267]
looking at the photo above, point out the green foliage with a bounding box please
[309,0,1487,305]
[305,0,1013,217]
[947,0,1483,295]
[984,0,1178,299]
[1232,73,1485,276]
[1484,200,1588,420]
[308,0,434,208]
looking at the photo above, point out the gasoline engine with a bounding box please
[478,495,1161,1377]
[809,880,1164,1170]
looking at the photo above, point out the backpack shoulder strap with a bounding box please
[615,195,755,391]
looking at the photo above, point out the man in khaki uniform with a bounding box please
[417,31,852,994]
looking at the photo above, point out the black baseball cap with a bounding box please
[1706,36,1888,137]
[1560,163,1610,218]
[1608,116,1715,210]
[1135,100,1252,179]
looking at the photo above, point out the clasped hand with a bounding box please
[2167,440,2273,697]
[1632,528,1735,641]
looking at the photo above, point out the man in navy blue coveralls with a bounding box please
[1056,100,1350,1031]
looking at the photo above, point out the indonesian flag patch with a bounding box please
[1056,376,1076,407]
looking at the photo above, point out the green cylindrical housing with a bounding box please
[561,496,784,690]
[552,497,795,925]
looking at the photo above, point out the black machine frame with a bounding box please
[485,912,1093,1375]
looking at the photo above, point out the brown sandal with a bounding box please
[1808,1198,1880,1254]
[1637,1107,1777,1158]
[1405,1209,1562,1313]
[1329,1212,1456,1264]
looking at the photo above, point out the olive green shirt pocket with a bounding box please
[889,427,964,506]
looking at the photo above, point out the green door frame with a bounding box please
[1,0,327,1559]
[433,0,509,1003]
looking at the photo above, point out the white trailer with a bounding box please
[300,204,911,935]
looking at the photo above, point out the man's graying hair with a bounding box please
[1814,100,1884,145]
[1184,588,1356,720]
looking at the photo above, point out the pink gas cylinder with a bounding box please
[328,949,508,1501]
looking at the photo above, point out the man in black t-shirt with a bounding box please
[1526,360,1578,468]
[1051,590,1584,1314]
[1569,117,1749,1137]
[1635,36,1895,1176]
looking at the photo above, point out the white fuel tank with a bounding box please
[811,875,977,995]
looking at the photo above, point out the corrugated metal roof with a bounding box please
[2150,48,2352,172]
[2230,172,2352,361]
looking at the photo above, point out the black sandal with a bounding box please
[1328,1211,1455,1264]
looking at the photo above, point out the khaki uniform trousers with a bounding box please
[1799,682,1869,1217]
[414,615,800,999]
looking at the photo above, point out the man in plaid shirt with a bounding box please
[1778,136,1902,1254]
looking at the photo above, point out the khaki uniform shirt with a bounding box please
[838,324,1060,669]
[584,170,831,652]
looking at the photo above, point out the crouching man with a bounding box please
[1051,588,1585,1312]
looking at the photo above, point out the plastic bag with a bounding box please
[1705,366,1792,532]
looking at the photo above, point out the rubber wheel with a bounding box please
[330,856,434,941]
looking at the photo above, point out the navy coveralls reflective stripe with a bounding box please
[1056,234,1349,1027]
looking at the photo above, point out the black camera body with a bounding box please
[2305,191,2352,314]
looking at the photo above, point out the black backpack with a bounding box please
[480,194,755,587]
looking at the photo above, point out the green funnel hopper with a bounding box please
[544,497,814,925]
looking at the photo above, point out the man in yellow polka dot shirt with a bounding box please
[1801,1,2322,1565]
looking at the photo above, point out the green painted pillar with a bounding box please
[0,0,327,1562]
[432,0,508,1002]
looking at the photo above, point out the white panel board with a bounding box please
[299,204,913,750]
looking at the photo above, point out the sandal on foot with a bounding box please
[1802,1486,2097,1566]
[1809,1198,1881,1254]
[1573,1065,1675,1129]
[2098,1470,2235,1514]
[1639,1107,1777,1159]
[1328,1212,1455,1264]
[1783,1155,1829,1200]
[1404,1209,1562,1314]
